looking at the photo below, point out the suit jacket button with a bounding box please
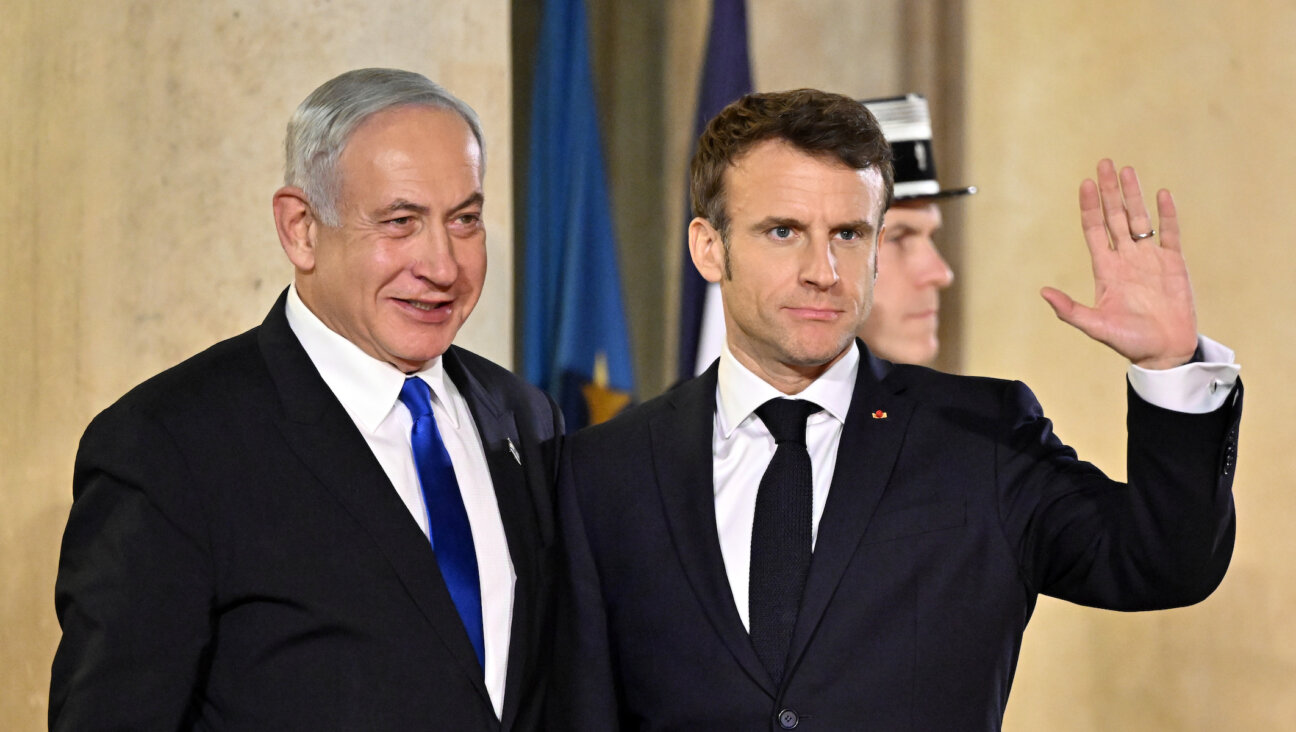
[777,708,799,728]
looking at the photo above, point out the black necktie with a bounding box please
[749,397,821,684]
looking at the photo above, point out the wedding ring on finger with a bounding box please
[1130,229,1157,240]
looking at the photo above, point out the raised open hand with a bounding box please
[1040,159,1198,369]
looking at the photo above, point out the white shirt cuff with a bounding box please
[1127,335,1240,414]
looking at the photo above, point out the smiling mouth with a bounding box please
[395,297,455,322]
[399,297,451,309]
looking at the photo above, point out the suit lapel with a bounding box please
[256,294,493,707]
[651,365,776,697]
[443,348,538,731]
[786,346,914,674]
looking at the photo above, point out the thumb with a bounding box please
[1040,286,1102,338]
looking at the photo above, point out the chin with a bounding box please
[783,338,856,368]
[411,344,454,364]
[386,326,458,360]
[382,341,454,371]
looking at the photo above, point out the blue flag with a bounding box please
[678,0,753,381]
[522,0,635,429]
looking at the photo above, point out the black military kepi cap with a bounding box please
[862,93,976,202]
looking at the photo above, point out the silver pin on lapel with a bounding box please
[507,438,521,465]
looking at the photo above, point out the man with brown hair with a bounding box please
[553,88,1240,729]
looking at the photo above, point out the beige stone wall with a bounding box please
[963,2,1296,729]
[0,1,512,727]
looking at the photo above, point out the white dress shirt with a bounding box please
[285,286,513,719]
[713,338,1240,632]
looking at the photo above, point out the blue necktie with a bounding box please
[398,377,485,668]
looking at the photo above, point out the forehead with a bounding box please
[337,105,482,190]
[724,139,885,222]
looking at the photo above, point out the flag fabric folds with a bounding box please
[677,0,753,381]
[522,0,635,429]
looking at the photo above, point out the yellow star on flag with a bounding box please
[581,351,631,425]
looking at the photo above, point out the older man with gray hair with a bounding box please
[50,68,562,731]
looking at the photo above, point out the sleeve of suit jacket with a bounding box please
[999,378,1242,609]
[550,442,625,731]
[51,402,215,730]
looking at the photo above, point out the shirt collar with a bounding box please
[284,285,459,433]
[716,341,859,439]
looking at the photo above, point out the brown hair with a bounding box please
[690,89,894,239]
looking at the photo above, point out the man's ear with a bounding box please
[688,217,725,284]
[273,186,318,272]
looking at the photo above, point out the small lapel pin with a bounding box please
[872,409,888,419]
[506,438,521,465]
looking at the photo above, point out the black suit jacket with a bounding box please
[51,291,563,731]
[554,343,1241,731]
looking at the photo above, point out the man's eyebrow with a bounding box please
[375,199,431,217]
[371,191,483,219]
[748,216,878,235]
[836,219,876,234]
[750,216,807,231]
[450,191,485,213]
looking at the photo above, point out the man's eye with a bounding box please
[385,216,413,226]
[451,213,483,234]
[771,226,793,239]
[839,229,860,241]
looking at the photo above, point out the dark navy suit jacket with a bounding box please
[51,291,563,731]
[554,342,1240,731]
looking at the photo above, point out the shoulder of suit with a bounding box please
[446,345,529,388]
[567,372,700,448]
[107,326,266,414]
[883,362,1033,413]
[884,361,1008,391]
[445,345,555,409]
[565,365,1037,445]
[76,325,269,458]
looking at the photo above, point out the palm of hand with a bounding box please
[1041,161,1199,370]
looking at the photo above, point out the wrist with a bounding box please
[1133,341,1202,370]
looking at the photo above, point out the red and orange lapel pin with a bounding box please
[872,409,887,419]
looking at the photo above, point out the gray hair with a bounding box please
[284,68,486,227]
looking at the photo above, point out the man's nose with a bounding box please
[411,225,460,286]
[801,236,840,289]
